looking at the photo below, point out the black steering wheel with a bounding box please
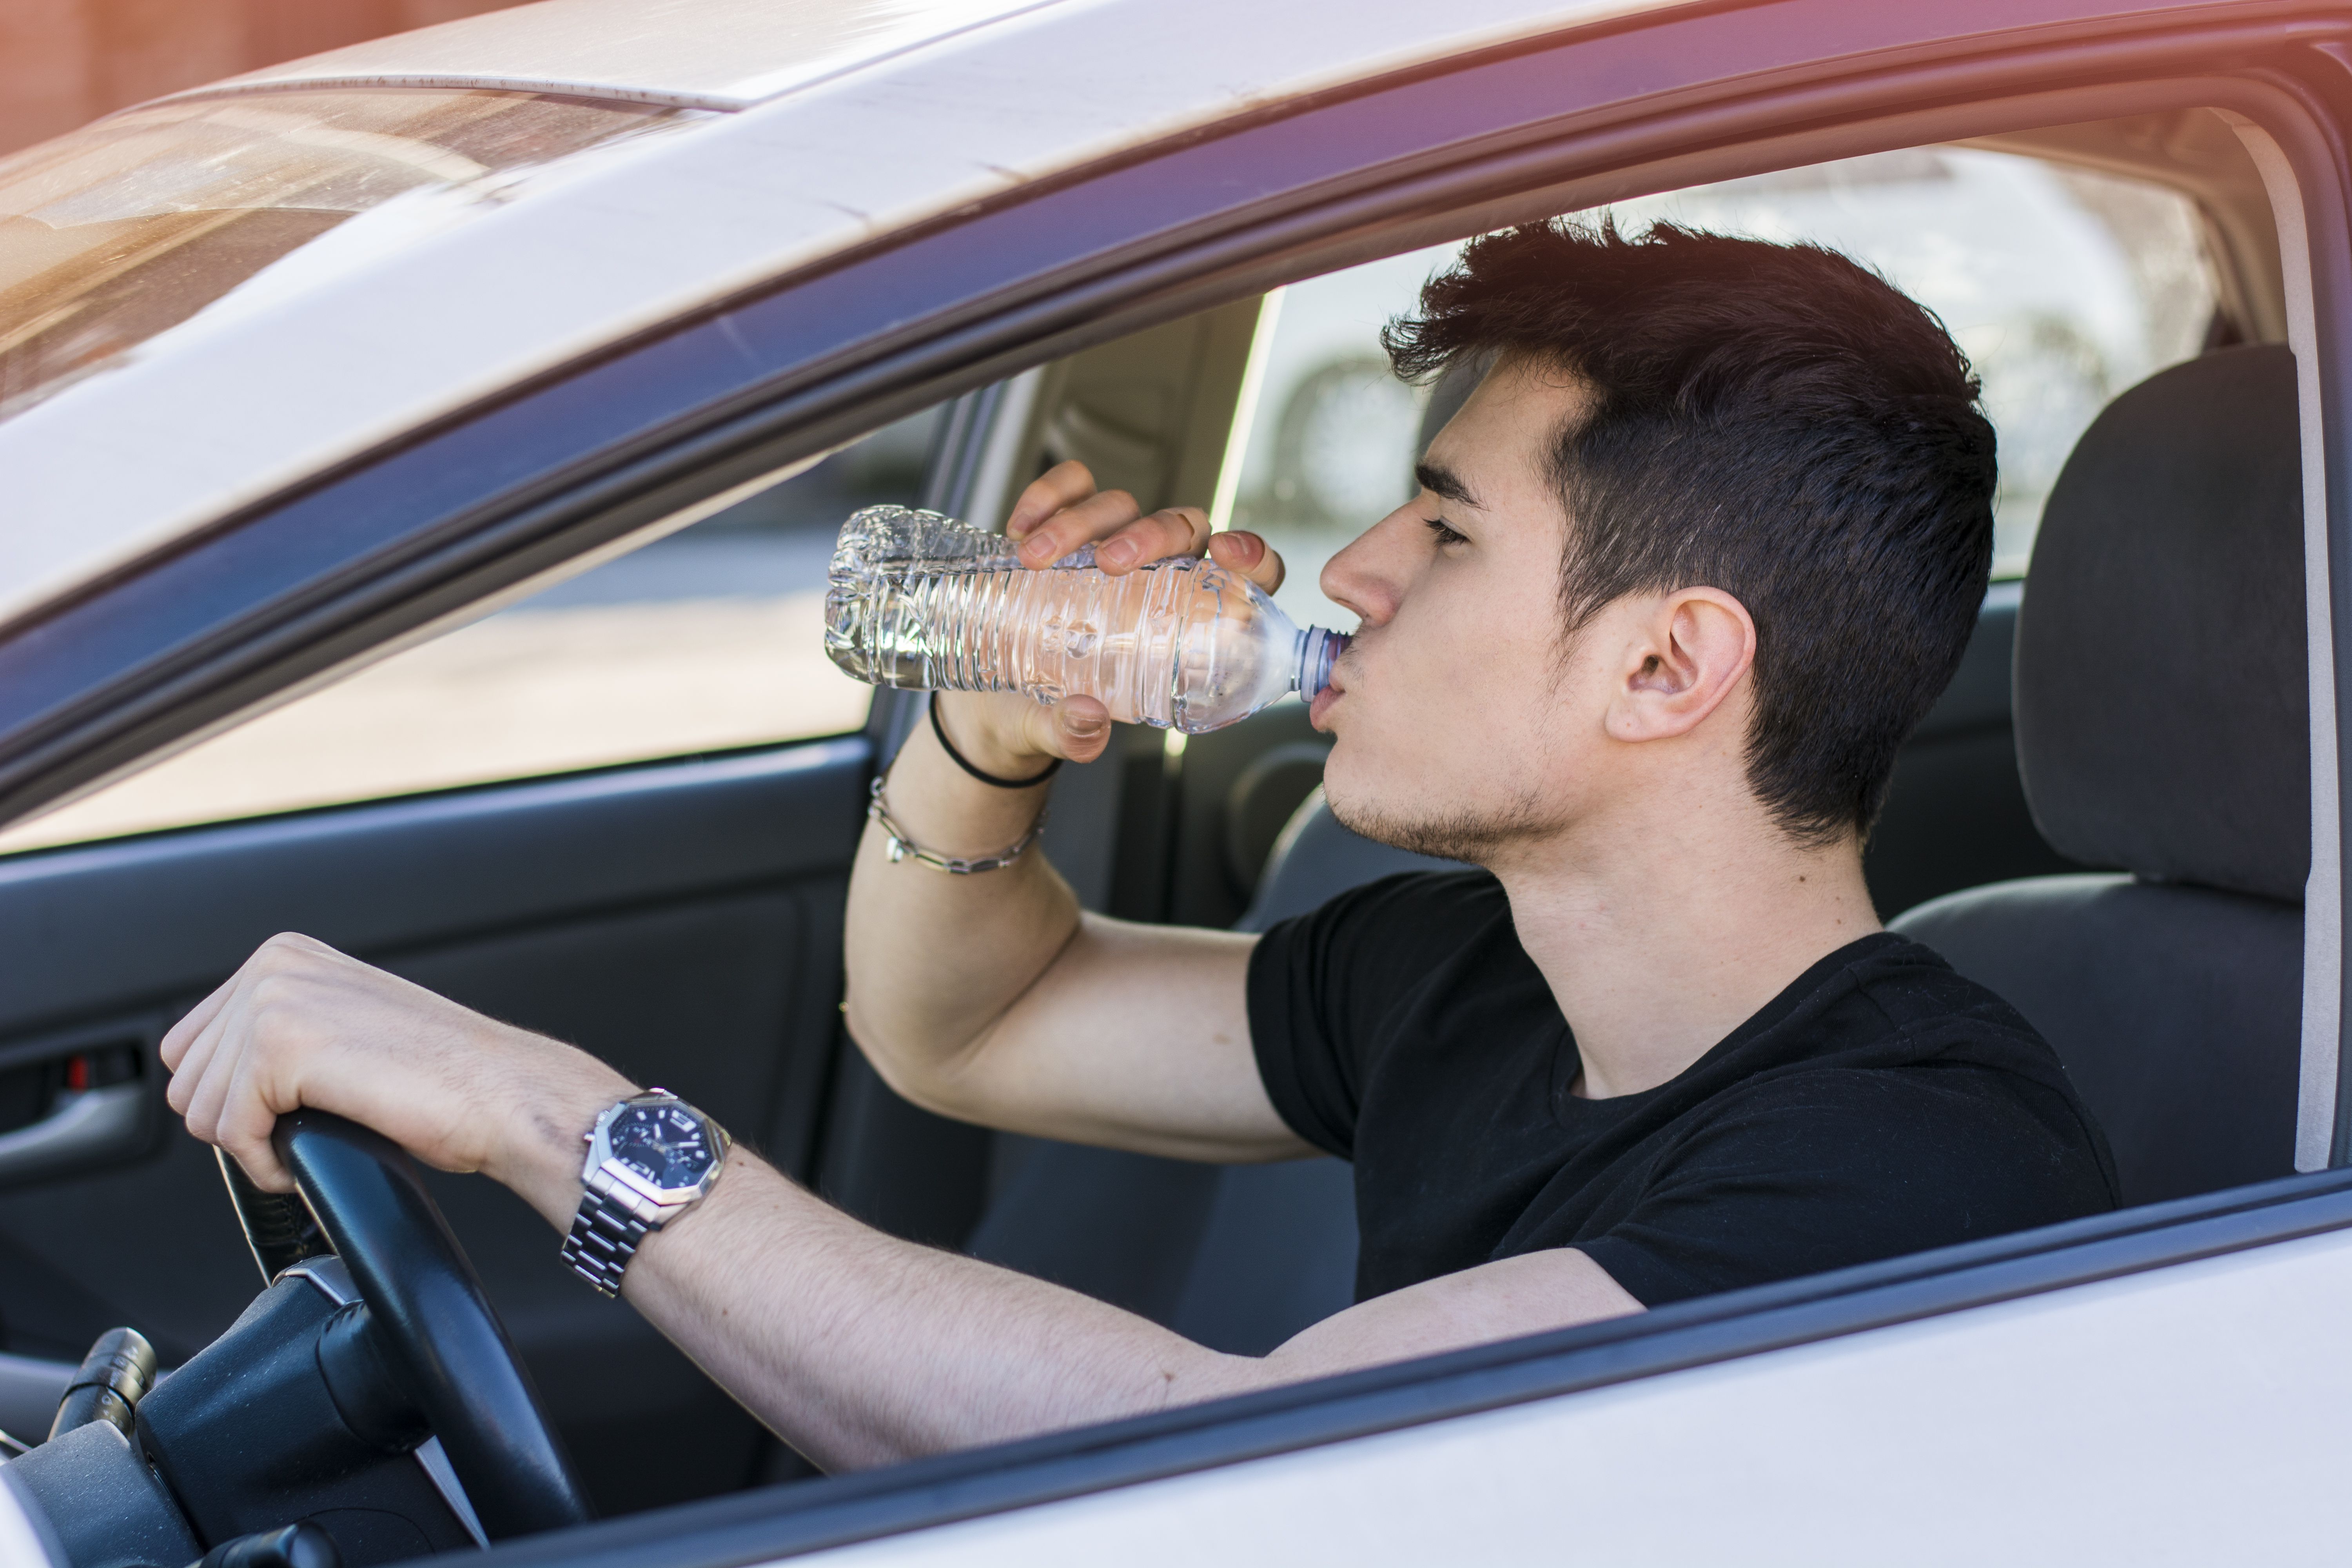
[272,1110,593,1540]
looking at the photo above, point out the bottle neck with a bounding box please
[1296,627,1348,699]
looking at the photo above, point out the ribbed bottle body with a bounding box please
[824,506,1344,733]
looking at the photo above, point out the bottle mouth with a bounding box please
[1298,627,1349,699]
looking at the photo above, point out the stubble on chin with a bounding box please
[1321,777,1553,866]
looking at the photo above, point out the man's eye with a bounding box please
[1424,517,1469,548]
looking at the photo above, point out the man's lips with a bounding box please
[1309,674,1344,729]
[1308,644,1354,730]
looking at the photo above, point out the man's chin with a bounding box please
[1322,784,1511,866]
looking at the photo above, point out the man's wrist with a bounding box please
[933,694,1053,779]
[489,1056,638,1229]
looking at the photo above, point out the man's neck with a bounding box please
[1486,807,1881,1100]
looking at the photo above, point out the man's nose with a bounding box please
[1320,512,1410,628]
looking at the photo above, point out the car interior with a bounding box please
[0,98,2316,1553]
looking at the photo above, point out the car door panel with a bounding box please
[389,883,845,1509]
[0,740,864,1022]
[0,736,867,1510]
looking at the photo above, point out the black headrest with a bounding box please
[2015,343,2308,903]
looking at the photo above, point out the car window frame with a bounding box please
[2,5,2349,1552]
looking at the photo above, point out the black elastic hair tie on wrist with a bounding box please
[929,693,1063,788]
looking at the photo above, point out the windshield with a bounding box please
[0,88,713,424]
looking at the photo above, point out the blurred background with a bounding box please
[0,0,528,158]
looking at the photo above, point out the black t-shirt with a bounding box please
[1247,871,2119,1307]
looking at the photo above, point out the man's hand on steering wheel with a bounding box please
[161,933,630,1224]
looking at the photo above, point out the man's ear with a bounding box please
[1602,587,1757,743]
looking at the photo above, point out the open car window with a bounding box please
[1231,143,2221,636]
[0,142,2234,861]
[0,413,929,855]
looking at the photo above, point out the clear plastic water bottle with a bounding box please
[824,506,1349,733]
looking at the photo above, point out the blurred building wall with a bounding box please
[0,0,534,157]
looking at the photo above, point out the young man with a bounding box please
[160,221,2116,1474]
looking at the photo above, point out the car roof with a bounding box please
[0,0,1680,634]
[168,0,1082,111]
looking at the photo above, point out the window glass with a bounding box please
[1228,146,2219,634]
[0,89,710,423]
[0,412,931,855]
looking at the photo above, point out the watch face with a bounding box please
[607,1103,716,1193]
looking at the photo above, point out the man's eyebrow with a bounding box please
[1415,462,1481,509]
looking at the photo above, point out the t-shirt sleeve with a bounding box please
[1246,872,1475,1160]
[1569,1067,2116,1307]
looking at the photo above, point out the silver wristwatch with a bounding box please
[560,1090,730,1298]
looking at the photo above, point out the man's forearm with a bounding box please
[492,1095,1230,1468]
[494,1088,1640,1473]
[622,1156,1234,1468]
[841,695,1088,1104]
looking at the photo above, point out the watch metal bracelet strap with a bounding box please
[561,1176,657,1298]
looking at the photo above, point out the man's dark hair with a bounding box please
[1383,218,1997,843]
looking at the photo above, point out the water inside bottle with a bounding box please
[826,506,1346,732]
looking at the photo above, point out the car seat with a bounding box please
[1891,343,2310,1206]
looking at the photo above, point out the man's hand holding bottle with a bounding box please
[938,459,1289,774]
